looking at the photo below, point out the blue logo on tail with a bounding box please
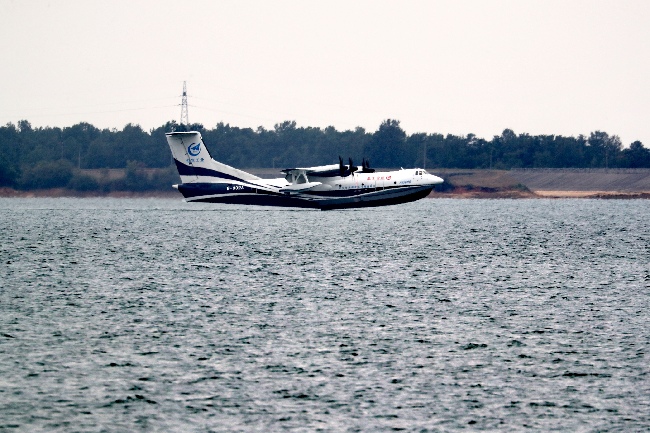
[188,142,201,157]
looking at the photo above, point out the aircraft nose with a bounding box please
[430,175,444,184]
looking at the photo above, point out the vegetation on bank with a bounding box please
[1,119,649,191]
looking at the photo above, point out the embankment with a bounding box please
[429,168,650,198]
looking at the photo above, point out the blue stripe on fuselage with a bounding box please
[177,182,280,198]
[174,159,250,183]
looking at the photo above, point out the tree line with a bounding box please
[0,119,649,190]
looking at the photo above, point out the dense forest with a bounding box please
[0,119,649,191]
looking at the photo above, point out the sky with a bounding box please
[1,0,649,146]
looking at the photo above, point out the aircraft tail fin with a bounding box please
[165,131,260,184]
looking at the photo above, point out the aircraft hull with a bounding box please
[177,183,434,210]
[316,185,434,210]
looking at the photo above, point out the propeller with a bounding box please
[349,158,358,175]
[361,158,375,173]
[339,155,348,177]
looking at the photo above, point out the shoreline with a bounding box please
[4,168,649,200]
[430,187,650,199]
[0,187,180,199]
[1,187,649,199]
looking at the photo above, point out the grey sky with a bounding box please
[1,0,649,146]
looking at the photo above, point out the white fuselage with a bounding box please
[265,168,442,193]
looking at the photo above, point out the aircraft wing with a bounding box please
[281,164,340,176]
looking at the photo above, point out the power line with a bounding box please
[4,104,176,119]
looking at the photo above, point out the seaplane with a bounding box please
[166,131,443,210]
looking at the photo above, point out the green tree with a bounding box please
[149,166,180,190]
[62,122,101,168]
[588,131,622,168]
[622,141,650,168]
[67,172,100,191]
[365,119,407,168]
[19,159,74,189]
[0,123,21,186]
[124,160,151,191]
[0,154,19,187]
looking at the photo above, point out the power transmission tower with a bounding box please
[180,81,189,126]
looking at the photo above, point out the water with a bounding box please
[1,198,649,432]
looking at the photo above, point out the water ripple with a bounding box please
[1,198,649,431]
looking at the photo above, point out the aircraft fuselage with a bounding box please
[167,131,444,210]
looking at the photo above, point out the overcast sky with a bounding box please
[1,0,649,146]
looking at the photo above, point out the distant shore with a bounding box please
[2,187,649,200]
[431,168,650,199]
[429,188,650,199]
[3,168,650,199]
[0,187,180,199]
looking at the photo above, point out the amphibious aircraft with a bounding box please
[166,131,443,210]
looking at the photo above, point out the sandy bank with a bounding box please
[533,190,650,199]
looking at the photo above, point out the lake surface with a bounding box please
[1,198,649,432]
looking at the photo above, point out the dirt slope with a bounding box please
[510,169,650,192]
